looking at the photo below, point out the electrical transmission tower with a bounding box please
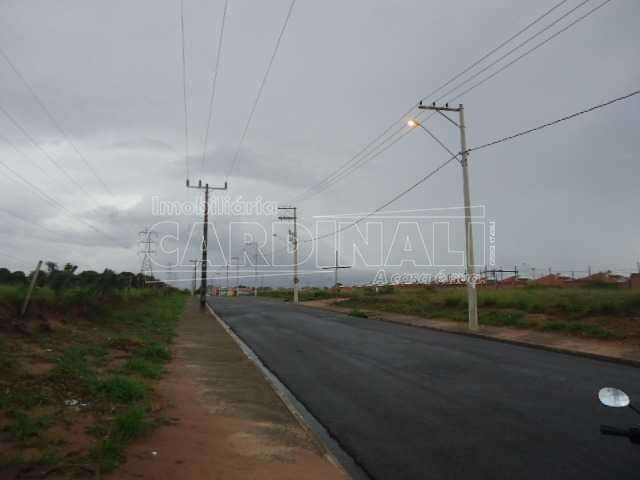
[138,227,157,280]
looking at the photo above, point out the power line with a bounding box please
[434,0,612,104]
[419,0,571,103]
[0,101,102,208]
[288,104,417,203]
[467,89,639,153]
[0,46,113,195]
[179,0,190,181]
[330,0,609,196]
[200,0,229,174]
[305,153,458,243]
[0,208,62,238]
[0,249,30,265]
[290,0,612,204]
[0,135,117,241]
[304,87,639,244]
[288,0,573,203]
[226,0,297,180]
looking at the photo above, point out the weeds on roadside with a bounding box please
[96,375,146,404]
[349,309,369,319]
[3,411,49,443]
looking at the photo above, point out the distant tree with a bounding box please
[0,268,11,284]
[95,269,124,296]
[45,261,58,274]
[77,270,100,287]
[63,263,78,274]
[9,270,27,285]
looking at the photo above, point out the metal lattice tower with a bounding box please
[138,227,157,279]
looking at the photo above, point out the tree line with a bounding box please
[0,262,159,295]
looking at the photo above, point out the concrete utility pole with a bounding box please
[244,241,259,296]
[231,256,240,289]
[417,102,478,330]
[322,250,351,289]
[20,260,42,317]
[187,178,227,308]
[278,206,299,303]
[189,259,199,296]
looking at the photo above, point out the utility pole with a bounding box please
[418,102,478,330]
[189,259,199,296]
[322,250,351,290]
[226,262,230,291]
[20,260,42,317]
[278,206,299,303]
[187,178,227,308]
[231,256,240,289]
[244,241,259,296]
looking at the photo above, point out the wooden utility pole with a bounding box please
[186,178,227,308]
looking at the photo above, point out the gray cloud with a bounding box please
[0,0,638,286]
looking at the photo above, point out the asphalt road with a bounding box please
[208,296,640,480]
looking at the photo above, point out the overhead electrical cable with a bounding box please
[290,0,611,204]
[420,0,571,103]
[304,153,459,243]
[201,0,229,173]
[305,87,638,243]
[0,249,30,264]
[179,0,190,181]
[225,0,297,180]
[0,102,102,208]
[0,46,113,195]
[0,134,117,241]
[467,88,639,153]
[438,0,613,104]
[290,0,573,204]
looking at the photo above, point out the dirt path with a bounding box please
[112,299,346,480]
[303,299,640,366]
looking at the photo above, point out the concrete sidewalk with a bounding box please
[113,298,346,480]
[303,299,640,367]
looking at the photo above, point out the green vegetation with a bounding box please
[3,411,49,443]
[349,308,369,319]
[0,286,187,472]
[259,286,346,302]
[263,285,639,340]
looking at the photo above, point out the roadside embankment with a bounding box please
[303,298,640,367]
[114,298,346,480]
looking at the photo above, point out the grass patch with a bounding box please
[139,341,171,363]
[481,310,530,328]
[113,405,152,440]
[96,375,146,404]
[336,285,637,340]
[90,438,126,473]
[541,321,615,339]
[349,308,369,319]
[3,411,49,442]
[124,357,163,379]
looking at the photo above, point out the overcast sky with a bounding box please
[0,0,638,287]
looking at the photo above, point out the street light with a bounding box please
[414,102,479,331]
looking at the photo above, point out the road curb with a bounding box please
[301,303,640,369]
[205,302,362,480]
